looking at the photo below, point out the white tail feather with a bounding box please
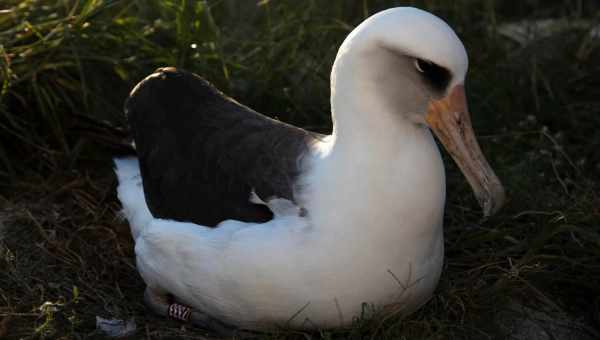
[114,157,153,240]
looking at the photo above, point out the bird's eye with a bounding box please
[413,58,451,92]
[414,59,433,73]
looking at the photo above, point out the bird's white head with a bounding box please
[330,7,505,216]
[352,7,468,86]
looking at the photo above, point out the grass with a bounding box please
[1,0,599,338]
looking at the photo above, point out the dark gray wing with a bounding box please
[125,67,318,227]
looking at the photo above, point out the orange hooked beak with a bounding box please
[426,85,505,216]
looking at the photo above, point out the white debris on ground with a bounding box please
[96,316,136,338]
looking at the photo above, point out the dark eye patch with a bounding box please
[415,59,451,93]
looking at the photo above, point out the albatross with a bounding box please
[114,7,505,330]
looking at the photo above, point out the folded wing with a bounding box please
[125,68,318,227]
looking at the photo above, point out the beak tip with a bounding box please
[481,184,506,217]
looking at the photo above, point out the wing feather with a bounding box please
[125,67,318,227]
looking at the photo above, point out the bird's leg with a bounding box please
[143,286,244,336]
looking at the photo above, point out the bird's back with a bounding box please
[125,67,317,226]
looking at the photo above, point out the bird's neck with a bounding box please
[300,44,446,246]
[304,119,446,240]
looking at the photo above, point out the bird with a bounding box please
[114,7,505,331]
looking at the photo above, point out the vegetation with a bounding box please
[1,0,599,338]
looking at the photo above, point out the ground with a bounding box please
[1,0,599,339]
